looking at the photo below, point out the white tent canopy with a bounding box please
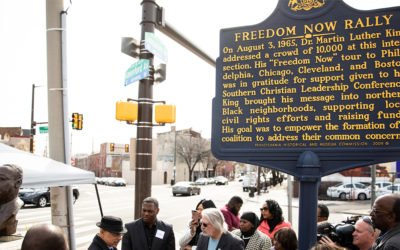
[0,143,95,188]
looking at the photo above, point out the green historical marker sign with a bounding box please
[211,1,400,248]
[212,0,400,176]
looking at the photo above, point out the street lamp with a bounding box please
[30,84,45,153]
[173,165,176,184]
[172,127,177,185]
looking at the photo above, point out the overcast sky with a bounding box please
[0,0,398,155]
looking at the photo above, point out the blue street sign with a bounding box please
[145,32,168,62]
[124,59,150,86]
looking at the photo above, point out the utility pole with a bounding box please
[172,126,177,185]
[30,84,36,153]
[134,0,157,219]
[287,174,293,224]
[371,164,376,207]
[30,84,46,153]
[46,0,76,249]
[130,0,215,218]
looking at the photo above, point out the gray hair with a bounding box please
[357,217,374,234]
[202,208,227,233]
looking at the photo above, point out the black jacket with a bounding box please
[88,234,115,250]
[122,219,175,250]
[196,231,244,250]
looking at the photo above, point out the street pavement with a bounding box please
[0,180,372,250]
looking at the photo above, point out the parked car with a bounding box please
[195,178,209,185]
[111,178,127,186]
[375,181,393,189]
[19,187,80,208]
[104,177,116,186]
[376,184,400,197]
[366,182,393,195]
[96,177,107,185]
[207,178,216,184]
[327,183,370,200]
[214,176,228,185]
[172,181,201,196]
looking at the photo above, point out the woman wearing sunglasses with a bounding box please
[257,199,292,239]
[196,208,244,250]
[179,199,216,250]
[232,211,271,250]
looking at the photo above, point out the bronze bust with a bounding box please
[0,164,23,236]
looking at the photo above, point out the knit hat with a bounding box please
[241,211,260,228]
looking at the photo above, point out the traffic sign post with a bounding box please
[212,0,400,249]
[39,126,48,134]
[145,32,168,62]
[124,59,150,86]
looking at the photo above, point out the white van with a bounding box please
[242,174,257,191]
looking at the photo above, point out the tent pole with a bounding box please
[94,184,103,217]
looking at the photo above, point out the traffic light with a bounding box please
[155,104,176,123]
[121,37,140,58]
[32,140,35,153]
[72,113,78,129]
[116,101,138,122]
[110,143,115,152]
[154,63,166,83]
[125,144,129,153]
[78,114,83,130]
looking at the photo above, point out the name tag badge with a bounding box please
[155,229,165,239]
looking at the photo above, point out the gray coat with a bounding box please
[374,224,400,250]
[232,229,272,250]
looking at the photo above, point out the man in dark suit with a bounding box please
[89,216,127,250]
[122,197,175,250]
[371,194,400,250]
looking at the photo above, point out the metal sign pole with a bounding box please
[296,151,320,250]
[134,0,156,219]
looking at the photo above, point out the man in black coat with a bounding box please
[122,197,175,250]
[371,194,400,250]
[89,216,127,250]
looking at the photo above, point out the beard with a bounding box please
[229,206,239,216]
[201,226,211,237]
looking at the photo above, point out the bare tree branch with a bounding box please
[175,131,209,181]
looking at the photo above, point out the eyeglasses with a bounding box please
[370,208,391,215]
[260,207,269,212]
[362,216,372,226]
[201,221,208,228]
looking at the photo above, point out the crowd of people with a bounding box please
[19,193,400,250]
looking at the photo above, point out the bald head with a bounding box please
[0,164,23,204]
[370,194,400,232]
[21,224,68,250]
